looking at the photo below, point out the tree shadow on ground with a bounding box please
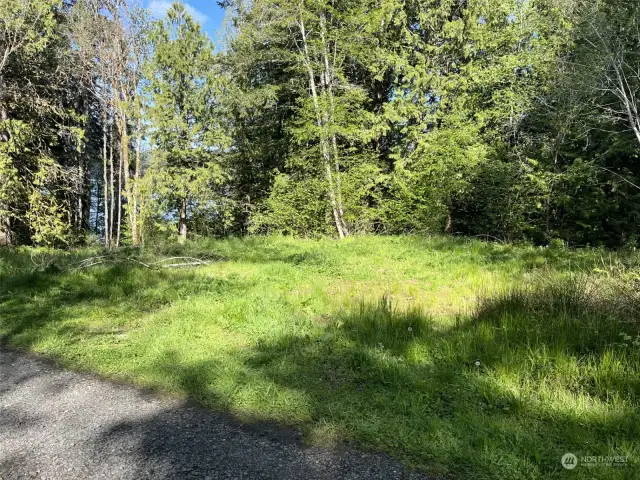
[0,245,639,479]
[145,284,640,479]
[0,262,246,352]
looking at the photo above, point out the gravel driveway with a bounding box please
[0,348,427,479]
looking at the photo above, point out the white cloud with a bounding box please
[147,1,209,25]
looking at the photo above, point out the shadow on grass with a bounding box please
[0,244,639,479]
[0,261,246,350]
[148,283,640,479]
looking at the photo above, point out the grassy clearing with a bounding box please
[1,236,639,479]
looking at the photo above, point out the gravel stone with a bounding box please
[0,348,430,479]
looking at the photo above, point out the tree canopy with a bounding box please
[1,0,639,247]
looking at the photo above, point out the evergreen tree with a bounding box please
[0,0,91,246]
[144,2,229,243]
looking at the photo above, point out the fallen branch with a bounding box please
[150,257,210,267]
[158,262,210,268]
[62,255,210,272]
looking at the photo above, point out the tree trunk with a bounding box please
[109,122,115,248]
[0,75,8,143]
[444,211,453,234]
[116,104,133,245]
[132,117,141,246]
[178,197,187,244]
[0,75,12,245]
[0,215,10,246]
[103,112,110,248]
[116,136,122,248]
[298,15,345,238]
[79,104,91,236]
[77,161,84,232]
[319,12,349,236]
[82,163,91,235]
[95,178,101,232]
[121,126,131,237]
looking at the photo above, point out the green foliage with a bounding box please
[381,126,491,233]
[225,0,395,236]
[223,0,637,244]
[0,0,59,60]
[253,161,384,236]
[1,0,639,249]
[251,174,332,236]
[452,159,544,241]
[143,2,230,240]
[0,0,87,246]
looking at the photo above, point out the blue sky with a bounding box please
[145,0,227,44]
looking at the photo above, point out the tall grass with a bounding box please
[0,236,638,478]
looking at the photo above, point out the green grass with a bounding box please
[1,235,639,479]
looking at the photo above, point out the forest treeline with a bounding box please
[1,0,639,248]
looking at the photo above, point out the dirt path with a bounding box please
[0,348,427,479]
